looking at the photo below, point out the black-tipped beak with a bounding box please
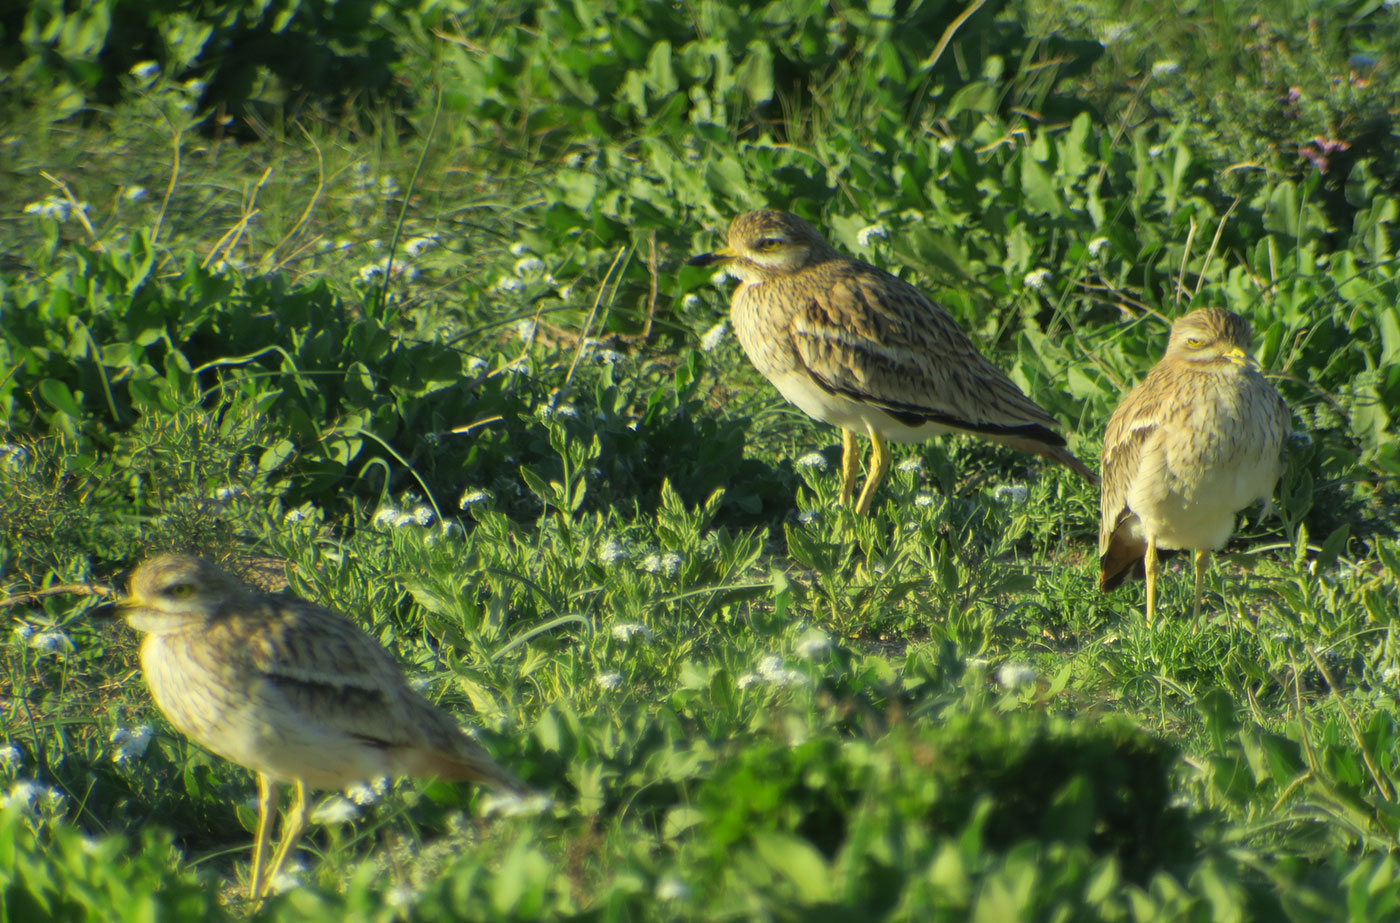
[687,252,726,268]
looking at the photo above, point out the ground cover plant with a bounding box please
[2,0,1399,919]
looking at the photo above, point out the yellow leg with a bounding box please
[1144,538,1159,627]
[853,431,890,516]
[261,779,309,898]
[249,773,278,900]
[1193,548,1209,622]
[839,428,860,508]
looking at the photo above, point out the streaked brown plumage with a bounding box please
[688,209,1095,514]
[121,553,521,900]
[1099,308,1291,624]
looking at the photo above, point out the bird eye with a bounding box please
[1184,336,1206,349]
[754,237,784,251]
[163,583,196,599]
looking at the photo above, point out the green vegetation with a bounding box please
[2,0,1398,919]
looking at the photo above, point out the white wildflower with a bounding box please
[596,672,624,692]
[565,152,587,168]
[736,672,761,689]
[554,404,578,419]
[0,746,20,773]
[359,260,387,281]
[514,256,546,278]
[124,186,147,202]
[480,792,554,818]
[591,347,623,365]
[896,456,924,474]
[459,488,492,508]
[214,485,245,502]
[556,283,575,301]
[411,505,435,526]
[795,631,832,659]
[392,512,417,529]
[466,356,489,374]
[497,276,525,294]
[311,796,360,825]
[283,509,306,524]
[937,137,956,153]
[30,630,69,654]
[404,235,441,256]
[373,506,400,528]
[0,443,30,468]
[1023,269,1052,291]
[639,552,683,578]
[914,491,934,507]
[699,320,730,351]
[12,624,34,644]
[1148,144,1164,159]
[795,451,828,471]
[346,777,388,805]
[756,655,809,687]
[2,780,42,811]
[611,622,654,643]
[129,61,160,79]
[656,876,691,901]
[1151,60,1180,77]
[856,224,889,246]
[24,196,85,222]
[1087,237,1110,258]
[1382,666,1400,684]
[181,78,206,96]
[386,885,419,908]
[710,268,732,286]
[992,484,1029,505]
[796,510,820,526]
[267,860,306,895]
[509,242,534,257]
[682,293,703,310]
[997,661,1036,691]
[110,726,153,764]
[1100,22,1129,44]
[439,520,462,539]
[597,537,628,566]
[514,318,538,341]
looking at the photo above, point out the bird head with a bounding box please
[686,210,836,283]
[1165,308,1259,370]
[121,553,245,633]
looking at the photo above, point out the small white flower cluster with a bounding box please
[794,451,828,471]
[709,268,732,286]
[459,488,494,509]
[479,791,554,818]
[514,318,538,341]
[596,671,624,691]
[856,224,889,246]
[29,629,70,655]
[639,552,683,578]
[0,443,30,469]
[213,485,246,502]
[345,776,388,805]
[372,504,438,530]
[597,536,628,565]
[992,484,1029,505]
[896,456,924,475]
[0,745,20,773]
[996,661,1036,691]
[510,242,534,257]
[1023,269,1052,291]
[24,196,88,222]
[699,320,730,352]
[124,186,147,202]
[514,256,546,279]
[914,491,935,508]
[655,876,692,901]
[497,275,525,294]
[1100,22,1130,44]
[310,795,360,825]
[1151,60,1180,77]
[611,622,654,643]
[738,655,809,689]
[404,234,441,257]
[109,726,153,764]
[795,631,832,659]
[796,509,820,526]
[2,779,66,815]
[682,293,703,310]
[357,256,418,283]
[267,859,307,895]
[465,356,490,375]
[1087,237,1110,258]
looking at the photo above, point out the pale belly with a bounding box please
[765,369,955,442]
[141,636,393,789]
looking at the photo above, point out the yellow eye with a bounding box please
[754,237,784,251]
[1184,336,1206,349]
[164,583,196,599]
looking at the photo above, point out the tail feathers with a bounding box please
[992,435,1100,486]
[405,742,527,793]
